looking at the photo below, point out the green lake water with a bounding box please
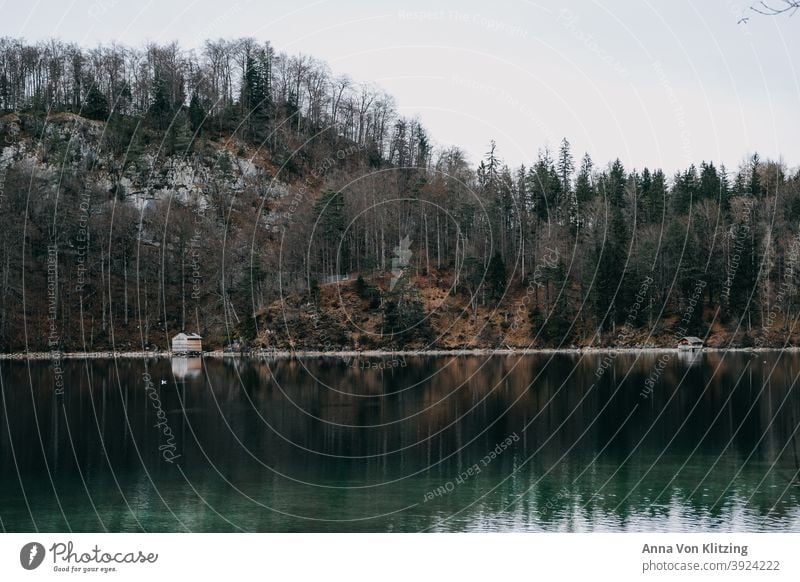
[1,352,799,532]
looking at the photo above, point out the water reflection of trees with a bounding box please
[1,352,799,531]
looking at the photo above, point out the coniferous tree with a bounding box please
[149,71,173,130]
[592,206,630,335]
[649,170,668,222]
[486,251,507,303]
[243,50,271,139]
[749,153,763,197]
[699,161,720,201]
[603,159,627,208]
[671,165,699,215]
[728,212,761,331]
[528,150,562,221]
[542,259,574,346]
[557,138,574,195]
[719,163,731,210]
[575,153,594,205]
[188,92,205,135]
[313,190,348,279]
[83,84,108,120]
[168,111,193,156]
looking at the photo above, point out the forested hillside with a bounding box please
[1,37,799,352]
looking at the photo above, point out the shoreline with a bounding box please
[2,346,799,360]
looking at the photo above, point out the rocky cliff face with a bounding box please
[1,112,291,209]
[0,111,303,352]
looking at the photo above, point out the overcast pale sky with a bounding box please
[3,0,799,174]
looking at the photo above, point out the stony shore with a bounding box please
[1,346,799,360]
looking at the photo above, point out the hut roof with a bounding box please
[173,332,202,339]
[680,336,704,344]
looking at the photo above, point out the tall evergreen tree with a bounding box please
[602,159,627,208]
[575,153,594,205]
[243,51,271,138]
[640,169,667,223]
[486,251,507,303]
[671,165,699,215]
[530,258,574,346]
[528,150,562,221]
[727,213,761,331]
[557,138,574,194]
[592,206,630,335]
[718,164,731,211]
[749,153,763,197]
[148,71,173,130]
[313,190,348,278]
[699,161,720,200]
[188,91,205,135]
[83,84,108,120]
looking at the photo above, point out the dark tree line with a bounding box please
[301,136,800,347]
[0,37,429,165]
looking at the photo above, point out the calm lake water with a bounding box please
[1,352,799,532]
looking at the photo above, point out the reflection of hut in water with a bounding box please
[677,350,703,366]
[172,332,203,354]
[171,357,202,379]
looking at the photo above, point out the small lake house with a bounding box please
[172,332,203,354]
[678,336,704,351]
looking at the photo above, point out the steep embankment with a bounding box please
[0,111,794,353]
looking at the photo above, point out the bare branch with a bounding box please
[748,0,800,17]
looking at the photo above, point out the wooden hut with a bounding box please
[172,332,203,354]
[677,336,703,351]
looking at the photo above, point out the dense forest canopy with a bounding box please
[1,37,799,352]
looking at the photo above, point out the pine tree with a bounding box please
[557,138,574,194]
[575,153,594,204]
[486,251,507,303]
[593,207,629,334]
[699,161,720,200]
[485,140,500,181]
[569,154,594,230]
[602,159,626,208]
[718,164,731,211]
[381,288,430,344]
[313,190,348,277]
[188,92,205,135]
[528,150,562,221]
[536,259,574,346]
[243,51,271,138]
[638,167,652,222]
[650,170,667,221]
[749,153,762,197]
[168,111,193,156]
[671,165,698,215]
[149,72,173,130]
[84,84,108,120]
